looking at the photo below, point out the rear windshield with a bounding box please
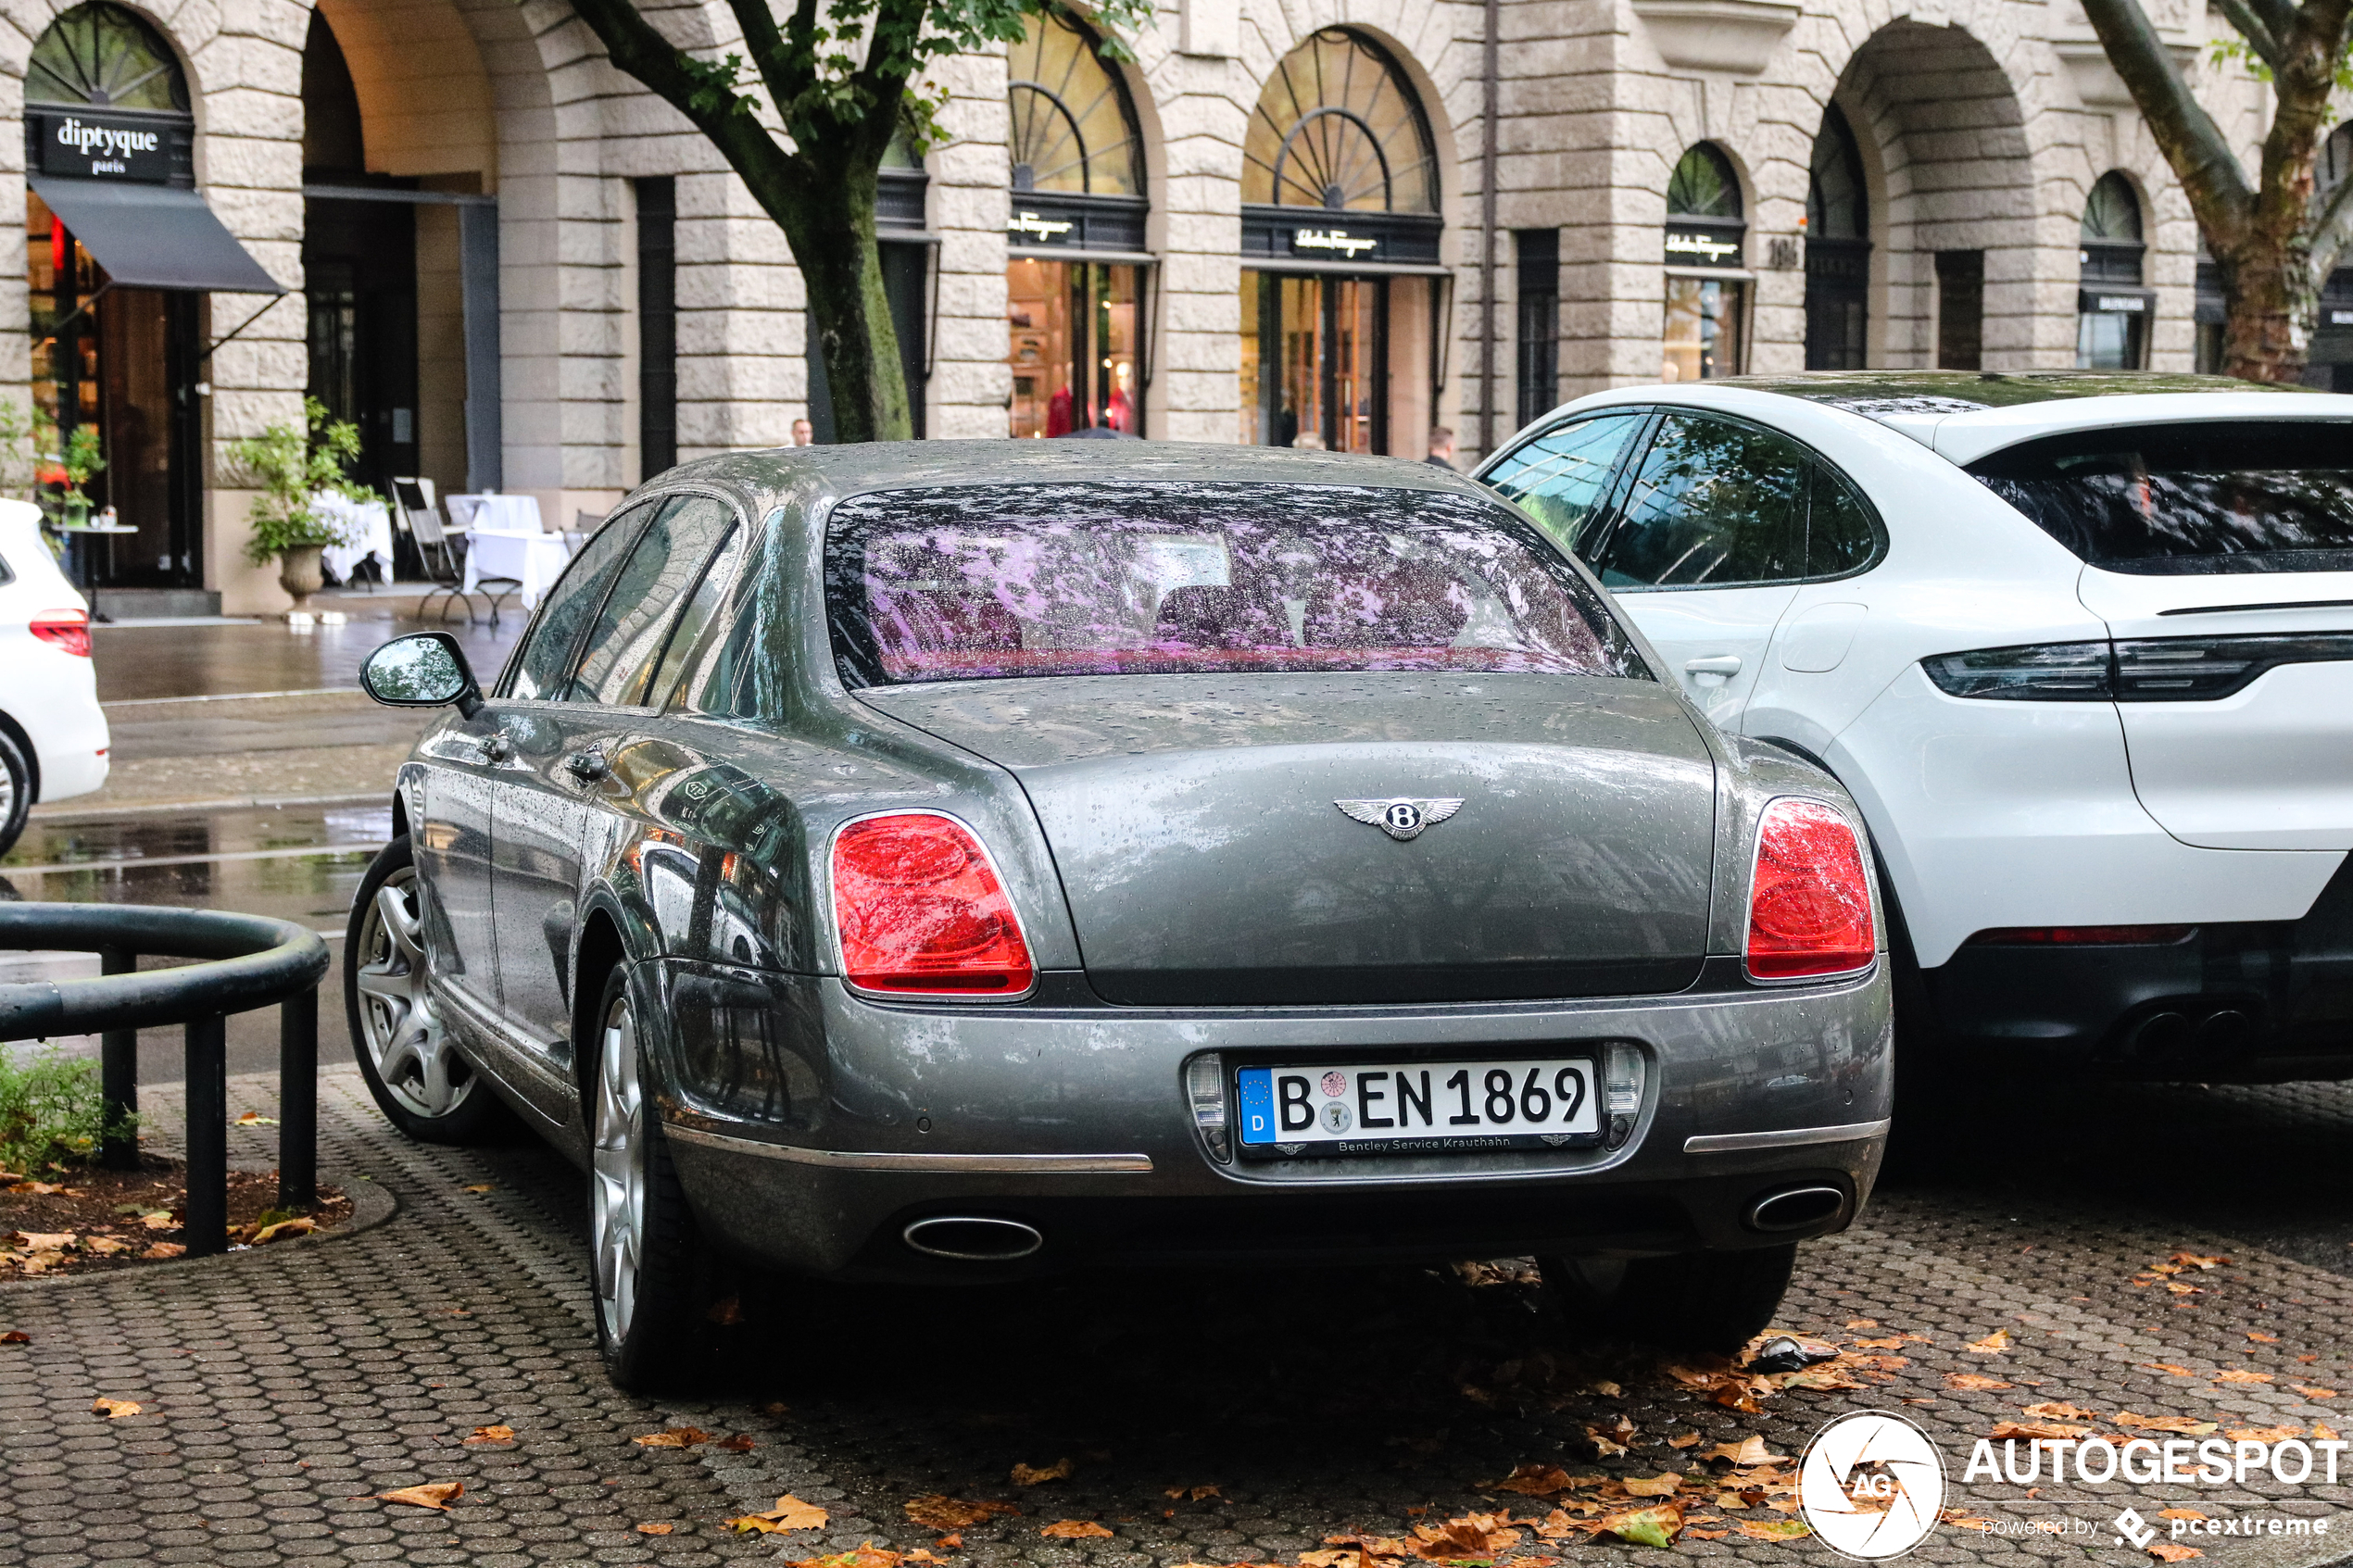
[1968,420,2353,574]
[824,482,1650,686]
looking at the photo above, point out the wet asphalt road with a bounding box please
[6,607,522,1081]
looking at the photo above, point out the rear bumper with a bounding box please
[0,637,109,803]
[1924,855,2353,1079]
[654,964,1892,1284]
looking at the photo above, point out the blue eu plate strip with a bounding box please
[1236,1068,1276,1146]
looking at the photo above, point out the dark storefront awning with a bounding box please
[31,174,283,295]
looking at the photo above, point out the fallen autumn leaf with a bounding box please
[91,1398,141,1418]
[462,1425,513,1444]
[1012,1457,1074,1486]
[378,1482,462,1511]
[1041,1521,1114,1539]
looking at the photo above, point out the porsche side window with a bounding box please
[562,497,737,706]
[502,503,658,700]
[1806,463,1884,578]
[1482,412,1647,557]
[1591,413,1806,589]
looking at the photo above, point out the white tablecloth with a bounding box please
[462,528,573,609]
[447,494,544,534]
[316,493,394,585]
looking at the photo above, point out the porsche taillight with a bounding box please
[30,608,90,658]
[831,813,1035,996]
[1744,798,1874,981]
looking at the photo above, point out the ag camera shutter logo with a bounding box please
[1798,1411,1947,1560]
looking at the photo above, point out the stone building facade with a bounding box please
[0,0,2283,612]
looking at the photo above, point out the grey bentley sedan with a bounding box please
[348,443,1891,1390]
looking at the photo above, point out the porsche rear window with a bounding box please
[1968,420,2353,574]
[824,482,1650,686]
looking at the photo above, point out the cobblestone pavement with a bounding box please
[6,1066,2353,1568]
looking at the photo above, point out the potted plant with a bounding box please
[229,397,372,609]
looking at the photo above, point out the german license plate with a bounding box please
[1235,1058,1602,1158]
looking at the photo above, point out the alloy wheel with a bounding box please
[353,867,475,1118]
[591,997,647,1345]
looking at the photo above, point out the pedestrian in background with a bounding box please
[792,418,814,446]
[1426,427,1456,470]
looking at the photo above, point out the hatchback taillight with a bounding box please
[1745,798,1874,980]
[832,813,1035,996]
[30,608,90,658]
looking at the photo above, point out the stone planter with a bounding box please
[277,544,325,609]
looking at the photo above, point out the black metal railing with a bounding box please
[0,904,331,1257]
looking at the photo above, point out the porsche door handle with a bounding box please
[1683,655,1743,678]
[564,750,610,782]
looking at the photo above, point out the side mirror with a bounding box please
[361,632,484,719]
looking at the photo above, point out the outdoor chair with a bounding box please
[396,477,519,627]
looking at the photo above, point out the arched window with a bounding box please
[1009,10,1141,196]
[1663,144,1745,382]
[1805,106,1870,371]
[1237,30,1442,456]
[1004,10,1149,440]
[1242,30,1436,213]
[29,2,189,112]
[2078,171,2148,369]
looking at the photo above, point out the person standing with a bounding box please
[1426,427,1457,470]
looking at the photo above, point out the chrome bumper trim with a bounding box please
[1683,1119,1890,1155]
[664,1122,1153,1173]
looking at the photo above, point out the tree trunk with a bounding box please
[764,150,913,445]
[2218,234,2321,382]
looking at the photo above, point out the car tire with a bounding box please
[1537,1245,1795,1353]
[346,835,511,1145]
[0,727,31,859]
[586,963,711,1393]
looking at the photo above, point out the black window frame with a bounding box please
[560,494,745,709]
[494,498,665,700]
[635,176,678,479]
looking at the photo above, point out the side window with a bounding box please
[1806,462,1883,578]
[564,496,738,705]
[503,505,655,700]
[1590,412,1806,588]
[647,522,751,709]
[1482,412,1646,556]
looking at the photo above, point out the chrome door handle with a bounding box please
[1683,655,1743,677]
[564,750,610,782]
[482,734,513,763]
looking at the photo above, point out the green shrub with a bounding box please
[0,1043,126,1173]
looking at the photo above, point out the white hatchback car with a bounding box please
[1478,370,2353,1080]
[0,497,107,854]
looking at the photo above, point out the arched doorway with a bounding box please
[1239,28,1441,452]
[1831,20,2031,370]
[1005,10,1147,438]
[1804,105,1869,370]
[2076,172,2148,369]
[1662,144,1744,381]
[301,0,499,508]
[27,2,277,593]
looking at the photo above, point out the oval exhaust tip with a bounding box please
[901,1215,1045,1261]
[1748,1185,1845,1234]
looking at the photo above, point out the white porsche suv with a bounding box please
[0,497,107,855]
[1478,371,2352,1081]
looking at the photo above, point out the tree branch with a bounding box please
[720,0,812,126]
[2079,0,2254,247]
[2215,0,2286,71]
[566,0,801,210]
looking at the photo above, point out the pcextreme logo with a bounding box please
[1798,1411,1949,1561]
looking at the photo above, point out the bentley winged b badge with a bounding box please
[1335,797,1465,842]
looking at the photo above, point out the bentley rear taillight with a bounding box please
[1745,798,1874,981]
[30,608,90,658]
[832,813,1034,997]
